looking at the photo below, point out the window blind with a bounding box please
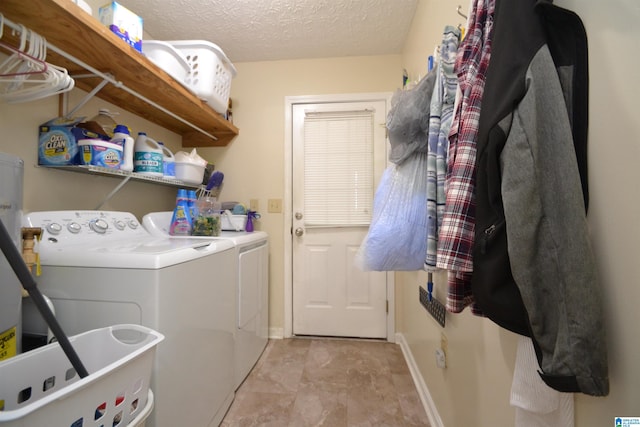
[303,109,374,227]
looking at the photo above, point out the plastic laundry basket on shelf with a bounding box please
[166,40,237,114]
[0,324,164,427]
[141,40,191,89]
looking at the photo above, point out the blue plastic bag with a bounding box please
[356,151,428,271]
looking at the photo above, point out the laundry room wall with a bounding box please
[397,0,640,426]
[199,54,402,336]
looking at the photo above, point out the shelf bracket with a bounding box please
[95,175,132,210]
[63,75,112,118]
[45,42,218,141]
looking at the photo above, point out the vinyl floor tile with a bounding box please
[221,338,430,426]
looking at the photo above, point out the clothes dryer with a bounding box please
[142,211,269,389]
[23,210,236,427]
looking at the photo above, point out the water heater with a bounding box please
[0,152,23,359]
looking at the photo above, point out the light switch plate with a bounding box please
[268,199,282,213]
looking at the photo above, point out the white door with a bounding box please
[292,100,388,338]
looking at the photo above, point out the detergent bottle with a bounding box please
[169,189,192,235]
[157,141,176,179]
[133,132,163,176]
[89,108,117,138]
[111,125,134,172]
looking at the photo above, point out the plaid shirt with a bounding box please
[436,0,495,312]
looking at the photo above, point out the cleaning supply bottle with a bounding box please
[111,125,134,172]
[89,108,118,138]
[133,132,163,177]
[169,189,192,235]
[157,141,176,179]
[245,210,260,232]
[187,189,198,220]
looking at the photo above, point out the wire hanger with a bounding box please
[0,19,74,103]
[0,40,48,77]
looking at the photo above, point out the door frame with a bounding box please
[284,92,395,341]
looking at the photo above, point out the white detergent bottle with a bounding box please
[158,141,176,179]
[112,125,134,172]
[133,132,163,176]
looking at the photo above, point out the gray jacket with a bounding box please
[473,0,608,396]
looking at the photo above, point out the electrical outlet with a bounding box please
[249,199,259,211]
[435,348,447,369]
[268,199,282,213]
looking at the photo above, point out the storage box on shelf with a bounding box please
[98,1,143,52]
[0,0,238,147]
[174,161,205,185]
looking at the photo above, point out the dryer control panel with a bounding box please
[24,210,149,248]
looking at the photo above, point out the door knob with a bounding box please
[295,227,304,236]
[295,212,303,220]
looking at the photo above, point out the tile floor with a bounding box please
[220,338,430,426]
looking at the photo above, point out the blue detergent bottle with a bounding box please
[187,189,198,220]
[169,189,193,235]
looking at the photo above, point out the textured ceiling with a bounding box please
[115,0,419,63]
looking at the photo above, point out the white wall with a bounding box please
[563,0,640,423]
[203,55,402,334]
[398,0,640,426]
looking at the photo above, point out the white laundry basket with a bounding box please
[141,40,191,87]
[166,40,236,114]
[0,324,164,427]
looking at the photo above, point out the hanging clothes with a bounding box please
[510,336,575,427]
[473,0,608,396]
[425,25,461,270]
[436,0,495,313]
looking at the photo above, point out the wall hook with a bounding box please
[457,5,468,20]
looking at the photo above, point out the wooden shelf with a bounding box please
[0,0,238,147]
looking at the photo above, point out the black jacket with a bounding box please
[472,0,608,396]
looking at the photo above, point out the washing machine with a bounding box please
[23,210,236,427]
[142,211,269,389]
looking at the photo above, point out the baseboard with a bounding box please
[269,327,284,339]
[395,332,444,427]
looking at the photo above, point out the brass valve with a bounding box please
[21,227,42,293]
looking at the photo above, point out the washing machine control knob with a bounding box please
[46,222,62,235]
[128,220,139,229]
[67,222,82,234]
[113,220,126,230]
[90,218,109,234]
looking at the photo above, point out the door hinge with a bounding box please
[386,300,389,314]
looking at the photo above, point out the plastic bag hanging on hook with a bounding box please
[356,151,429,271]
[386,69,437,165]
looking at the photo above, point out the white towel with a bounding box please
[510,336,574,427]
